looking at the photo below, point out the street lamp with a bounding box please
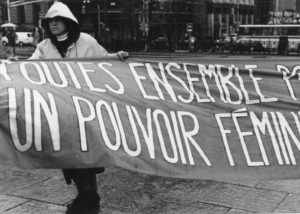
[97,1,101,39]
[236,3,240,33]
[142,0,150,51]
[7,0,11,22]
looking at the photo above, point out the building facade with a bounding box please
[60,0,207,51]
[297,0,300,12]
[267,0,300,24]
[275,0,296,11]
[0,0,51,30]
[60,0,254,50]
[2,0,299,51]
[207,0,255,40]
[255,0,273,24]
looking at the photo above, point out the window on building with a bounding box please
[33,4,40,26]
[151,0,171,11]
[17,5,25,24]
[0,5,3,23]
[107,0,121,9]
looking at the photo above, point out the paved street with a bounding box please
[2,167,300,213]
[1,48,300,213]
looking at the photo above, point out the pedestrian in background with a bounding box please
[29,2,128,214]
[32,27,41,48]
[6,28,17,58]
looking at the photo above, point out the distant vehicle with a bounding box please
[237,24,300,53]
[215,33,237,44]
[152,36,169,50]
[214,34,237,52]
[179,35,197,51]
[2,32,33,46]
[229,33,237,42]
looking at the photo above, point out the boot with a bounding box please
[65,170,100,214]
[66,191,100,214]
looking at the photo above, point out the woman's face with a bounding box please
[48,17,67,36]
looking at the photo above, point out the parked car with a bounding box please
[179,35,197,51]
[228,39,265,53]
[151,36,169,50]
[2,32,34,46]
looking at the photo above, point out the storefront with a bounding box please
[60,0,208,52]
[148,0,207,51]
[60,0,140,51]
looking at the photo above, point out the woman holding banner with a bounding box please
[29,2,128,214]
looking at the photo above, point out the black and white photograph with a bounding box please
[1,0,300,213]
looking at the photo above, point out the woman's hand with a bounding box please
[0,58,15,64]
[7,56,19,62]
[0,56,19,65]
[116,51,129,61]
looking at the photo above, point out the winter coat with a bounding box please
[29,32,108,59]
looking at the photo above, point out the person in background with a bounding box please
[6,28,17,58]
[30,2,128,214]
[32,27,41,48]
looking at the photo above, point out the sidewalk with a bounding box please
[1,166,300,213]
[0,46,35,60]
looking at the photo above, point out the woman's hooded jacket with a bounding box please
[30,2,108,59]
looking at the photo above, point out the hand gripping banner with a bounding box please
[1,57,300,180]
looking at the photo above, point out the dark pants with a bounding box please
[7,45,16,57]
[63,168,105,193]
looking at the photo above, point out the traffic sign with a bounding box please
[187,23,193,32]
